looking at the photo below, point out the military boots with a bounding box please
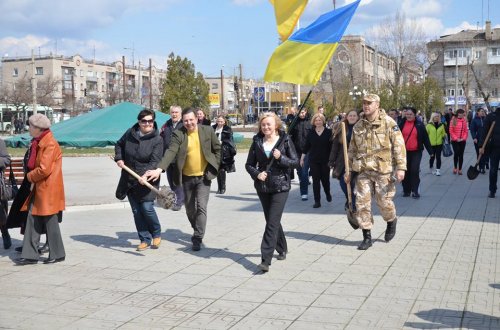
[384,218,397,242]
[358,229,372,250]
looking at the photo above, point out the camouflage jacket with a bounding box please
[348,110,406,174]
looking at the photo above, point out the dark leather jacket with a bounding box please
[245,131,298,193]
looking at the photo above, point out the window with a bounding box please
[12,68,18,77]
[492,48,499,56]
[211,83,218,89]
[451,70,456,78]
[475,51,482,59]
[458,89,464,96]
[64,81,72,89]
[36,67,43,75]
[493,88,498,97]
[80,70,84,77]
[448,89,455,96]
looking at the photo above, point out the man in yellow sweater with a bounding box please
[145,108,221,251]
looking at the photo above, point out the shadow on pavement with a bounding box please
[490,283,500,290]
[405,309,500,329]
[286,231,360,247]
[164,228,262,274]
[71,231,144,256]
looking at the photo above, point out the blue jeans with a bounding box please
[128,196,161,244]
[339,170,356,209]
[297,153,309,196]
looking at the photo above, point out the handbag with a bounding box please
[0,163,19,201]
[442,136,453,157]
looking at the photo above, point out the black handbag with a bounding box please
[442,136,453,157]
[0,163,19,201]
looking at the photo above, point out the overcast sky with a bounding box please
[0,0,498,79]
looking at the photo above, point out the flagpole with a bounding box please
[296,19,301,107]
[287,89,313,133]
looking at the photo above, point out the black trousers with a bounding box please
[309,161,331,203]
[489,148,500,194]
[452,141,466,170]
[216,170,226,191]
[402,150,422,194]
[429,145,443,169]
[257,191,288,266]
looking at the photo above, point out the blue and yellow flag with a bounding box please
[264,0,360,85]
[269,0,309,42]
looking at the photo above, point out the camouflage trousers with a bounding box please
[354,171,397,230]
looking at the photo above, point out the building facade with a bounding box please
[426,21,500,110]
[1,54,166,112]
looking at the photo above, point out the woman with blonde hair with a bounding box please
[426,112,447,176]
[301,113,332,208]
[246,112,298,272]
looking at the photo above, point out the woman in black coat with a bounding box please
[213,115,236,194]
[246,112,298,273]
[0,138,11,249]
[115,109,164,251]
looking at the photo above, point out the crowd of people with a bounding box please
[1,99,499,273]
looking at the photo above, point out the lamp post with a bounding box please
[349,85,364,109]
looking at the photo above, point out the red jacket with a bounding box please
[449,117,469,142]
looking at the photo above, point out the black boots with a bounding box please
[385,218,397,242]
[217,171,226,194]
[358,229,372,250]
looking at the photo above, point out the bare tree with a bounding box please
[369,11,427,106]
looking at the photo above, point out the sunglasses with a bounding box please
[139,119,154,124]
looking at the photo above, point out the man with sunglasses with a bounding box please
[145,108,221,251]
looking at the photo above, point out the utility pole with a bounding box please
[239,64,245,127]
[31,49,37,115]
[71,70,75,113]
[149,58,153,109]
[122,55,126,102]
[124,43,135,68]
[138,60,141,104]
[220,68,224,115]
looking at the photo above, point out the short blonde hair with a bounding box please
[310,113,326,126]
[258,112,282,133]
[429,112,441,123]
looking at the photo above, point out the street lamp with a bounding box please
[349,86,366,109]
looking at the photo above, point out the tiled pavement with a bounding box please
[0,145,499,329]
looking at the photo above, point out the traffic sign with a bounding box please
[254,87,265,102]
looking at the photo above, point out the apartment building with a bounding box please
[0,53,166,111]
[426,21,500,110]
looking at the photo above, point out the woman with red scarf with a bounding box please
[399,107,432,199]
[15,114,65,265]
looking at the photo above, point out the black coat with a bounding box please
[245,131,298,193]
[160,118,183,153]
[482,109,500,149]
[213,124,236,172]
[115,123,163,201]
[288,116,311,154]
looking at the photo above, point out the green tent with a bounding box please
[5,102,171,148]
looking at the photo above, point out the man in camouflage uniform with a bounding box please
[346,94,406,250]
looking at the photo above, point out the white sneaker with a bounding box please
[301,195,308,201]
[435,169,441,176]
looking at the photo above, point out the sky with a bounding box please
[0,0,499,79]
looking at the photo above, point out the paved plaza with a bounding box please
[0,145,499,329]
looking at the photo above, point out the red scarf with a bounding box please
[27,129,51,171]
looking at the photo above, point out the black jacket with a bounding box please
[399,119,432,154]
[213,124,236,172]
[482,109,500,148]
[160,119,183,153]
[245,131,298,193]
[288,115,311,154]
[115,123,164,201]
[470,115,486,144]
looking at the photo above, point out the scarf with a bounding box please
[27,129,51,171]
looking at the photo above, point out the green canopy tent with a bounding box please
[5,102,171,148]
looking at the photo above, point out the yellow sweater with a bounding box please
[183,129,208,176]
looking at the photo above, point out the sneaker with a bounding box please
[301,195,308,201]
[435,169,441,176]
[277,252,286,260]
[136,242,150,251]
[258,263,269,272]
[151,237,161,249]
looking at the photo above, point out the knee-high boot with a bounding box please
[218,171,226,194]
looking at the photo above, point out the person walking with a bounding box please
[470,108,488,174]
[246,112,298,272]
[399,107,432,198]
[449,109,469,175]
[288,108,311,201]
[115,109,164,251]
[302,113,332,208]
[0,138,11,249]
[15,114,66,265]
[480,107,500,198]
[160,105,184,211]
[426,112,447,176]
[329,109,359,209]
[212,115,236,194]
[144,108,221,251]
[346,94,406,250]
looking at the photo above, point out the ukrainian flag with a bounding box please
[265,0,360,85]
[270,0,309,42]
